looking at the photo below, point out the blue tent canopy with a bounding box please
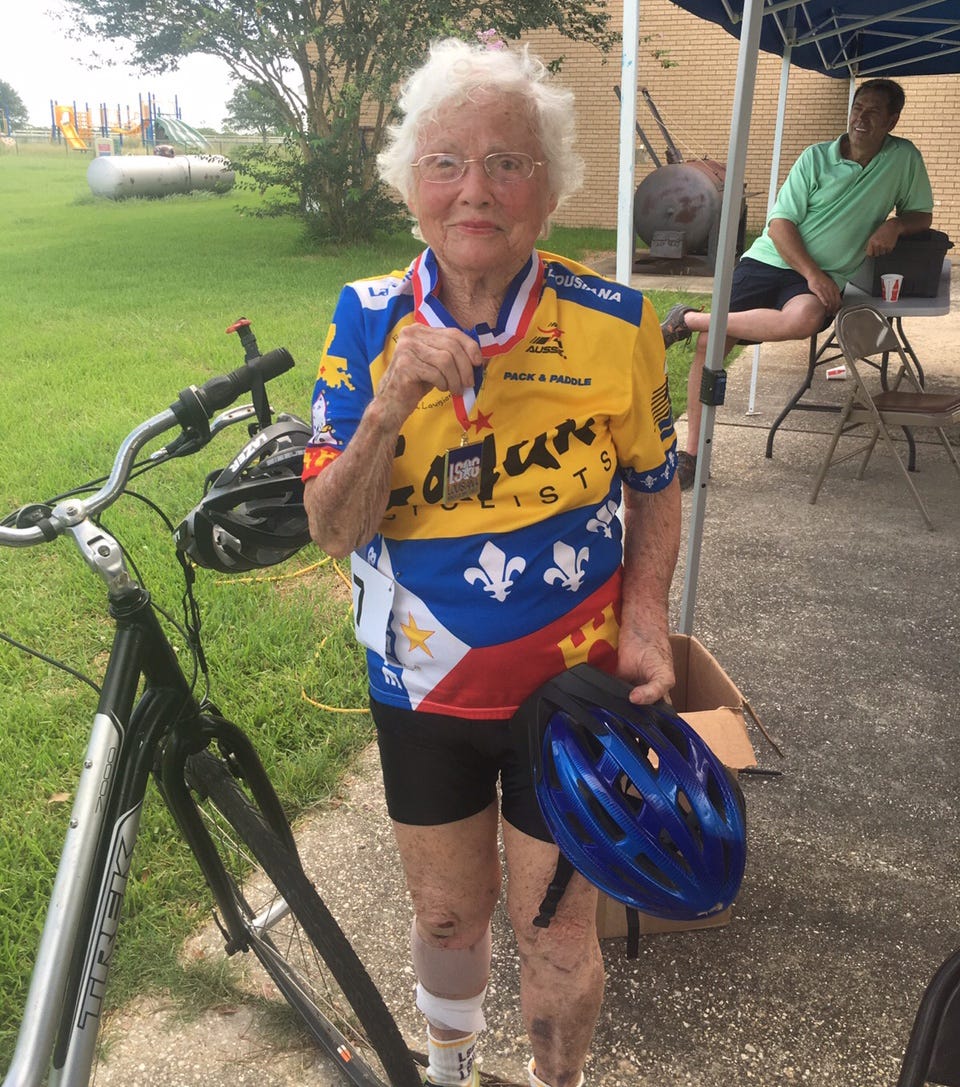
[669,0,960,78]
[615,0,960,631]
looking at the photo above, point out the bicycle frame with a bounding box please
[4,494,295,1087]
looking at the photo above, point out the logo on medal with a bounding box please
[443,441,485,502]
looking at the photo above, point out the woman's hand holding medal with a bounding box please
[375,324,484,427]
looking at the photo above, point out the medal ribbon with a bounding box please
[411,248,544,433]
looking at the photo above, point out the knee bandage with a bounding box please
[412,919,491,1033]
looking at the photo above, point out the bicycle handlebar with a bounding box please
[181,347,294,419]
[0,347,296,548]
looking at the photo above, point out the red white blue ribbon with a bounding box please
[410,248,544,431]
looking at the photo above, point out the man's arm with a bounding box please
[767,218,843,313]
[865,211,933,256]
[618,481,681,705]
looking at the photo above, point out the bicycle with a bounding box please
[0,324,423,1087]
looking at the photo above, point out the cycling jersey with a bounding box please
[303,248,677,718]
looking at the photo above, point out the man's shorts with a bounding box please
[371,698,552,842]
[729,257,833,342]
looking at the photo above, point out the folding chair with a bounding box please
[809,304,960,530]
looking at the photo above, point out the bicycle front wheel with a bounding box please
[185,749,421,1087]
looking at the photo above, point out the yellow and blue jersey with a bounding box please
[304,248,677,718]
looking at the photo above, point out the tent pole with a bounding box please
[615,1,641,285]
[679,0,766,634]
[747,43,793,415]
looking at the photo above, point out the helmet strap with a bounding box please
[228,317,274,433]
[249,369,273,433]
[532,853,575,929]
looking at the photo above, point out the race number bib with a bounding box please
[349,553,394,658]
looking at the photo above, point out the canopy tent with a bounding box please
[674,0,960,78]
[614,0,960,634]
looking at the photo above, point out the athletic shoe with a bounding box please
[660,303,698,348]
[677,450,697,491]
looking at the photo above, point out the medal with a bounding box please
[444,355,488,503]
[443,436,485,502]
[410,249,547,504]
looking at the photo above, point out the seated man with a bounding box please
[661,77,933,490]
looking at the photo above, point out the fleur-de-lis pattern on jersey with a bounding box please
[586,499,620,538]
[544,541,589,592]
[307,249,677,715]
[464,541,527,602]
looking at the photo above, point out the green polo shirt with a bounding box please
[743,134,933,287]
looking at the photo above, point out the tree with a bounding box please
[223,82,288,138]
[0,80,29,130]
[61,1,617,242]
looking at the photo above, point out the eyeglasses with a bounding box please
[411,152,544,184]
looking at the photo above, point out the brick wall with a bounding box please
[522,0,958,244]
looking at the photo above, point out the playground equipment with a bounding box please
[51,93,209,152]
[53,105,89,150]
[154,115,209,150]
[87,153,235,199]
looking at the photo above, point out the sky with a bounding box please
[0,2,236,130]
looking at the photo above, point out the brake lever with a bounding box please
[150,403,260,463]
[149,430,208,462]
[209,403,259,437]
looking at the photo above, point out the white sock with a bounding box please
[426,1027,478,1085]
[528,1056,585,1087]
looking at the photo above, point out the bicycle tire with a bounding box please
[185,749,422,1087]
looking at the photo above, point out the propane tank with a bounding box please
[633,158,727,255]
[87,154,235,200]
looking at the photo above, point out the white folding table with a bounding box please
[765,258,952,460]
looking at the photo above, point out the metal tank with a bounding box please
[623,87,746,266]
[87,154,235,200]
[633,158,728,255]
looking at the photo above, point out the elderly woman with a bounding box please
[302,37,681,1087]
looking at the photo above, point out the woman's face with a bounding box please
[408,93,558,283]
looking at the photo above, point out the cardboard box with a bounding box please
[596,634,758,941]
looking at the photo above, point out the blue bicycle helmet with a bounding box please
[514,664,746,921]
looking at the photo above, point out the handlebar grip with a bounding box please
[195,347,295,414]
[171,348,296,433]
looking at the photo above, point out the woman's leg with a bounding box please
[502,819,603,1087]
[392,803,502,1083]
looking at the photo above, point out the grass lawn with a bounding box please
[0,144,704,1065]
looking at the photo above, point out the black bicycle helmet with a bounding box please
[514,663,746,921]
[174,414,312,573]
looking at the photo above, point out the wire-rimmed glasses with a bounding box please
[411,152,544,184]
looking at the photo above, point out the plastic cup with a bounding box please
[881,273,903,302]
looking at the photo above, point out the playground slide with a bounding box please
[58,121,88,150]
[54,106,89,150]
[153,115,209,149]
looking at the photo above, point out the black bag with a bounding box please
[849,229,953,298]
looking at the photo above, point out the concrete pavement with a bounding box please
[91,291,960,1087]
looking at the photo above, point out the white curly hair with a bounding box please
[377,37,584,225]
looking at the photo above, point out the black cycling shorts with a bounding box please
[371,698,552,842]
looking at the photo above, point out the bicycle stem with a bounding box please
[66,521,136,596]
